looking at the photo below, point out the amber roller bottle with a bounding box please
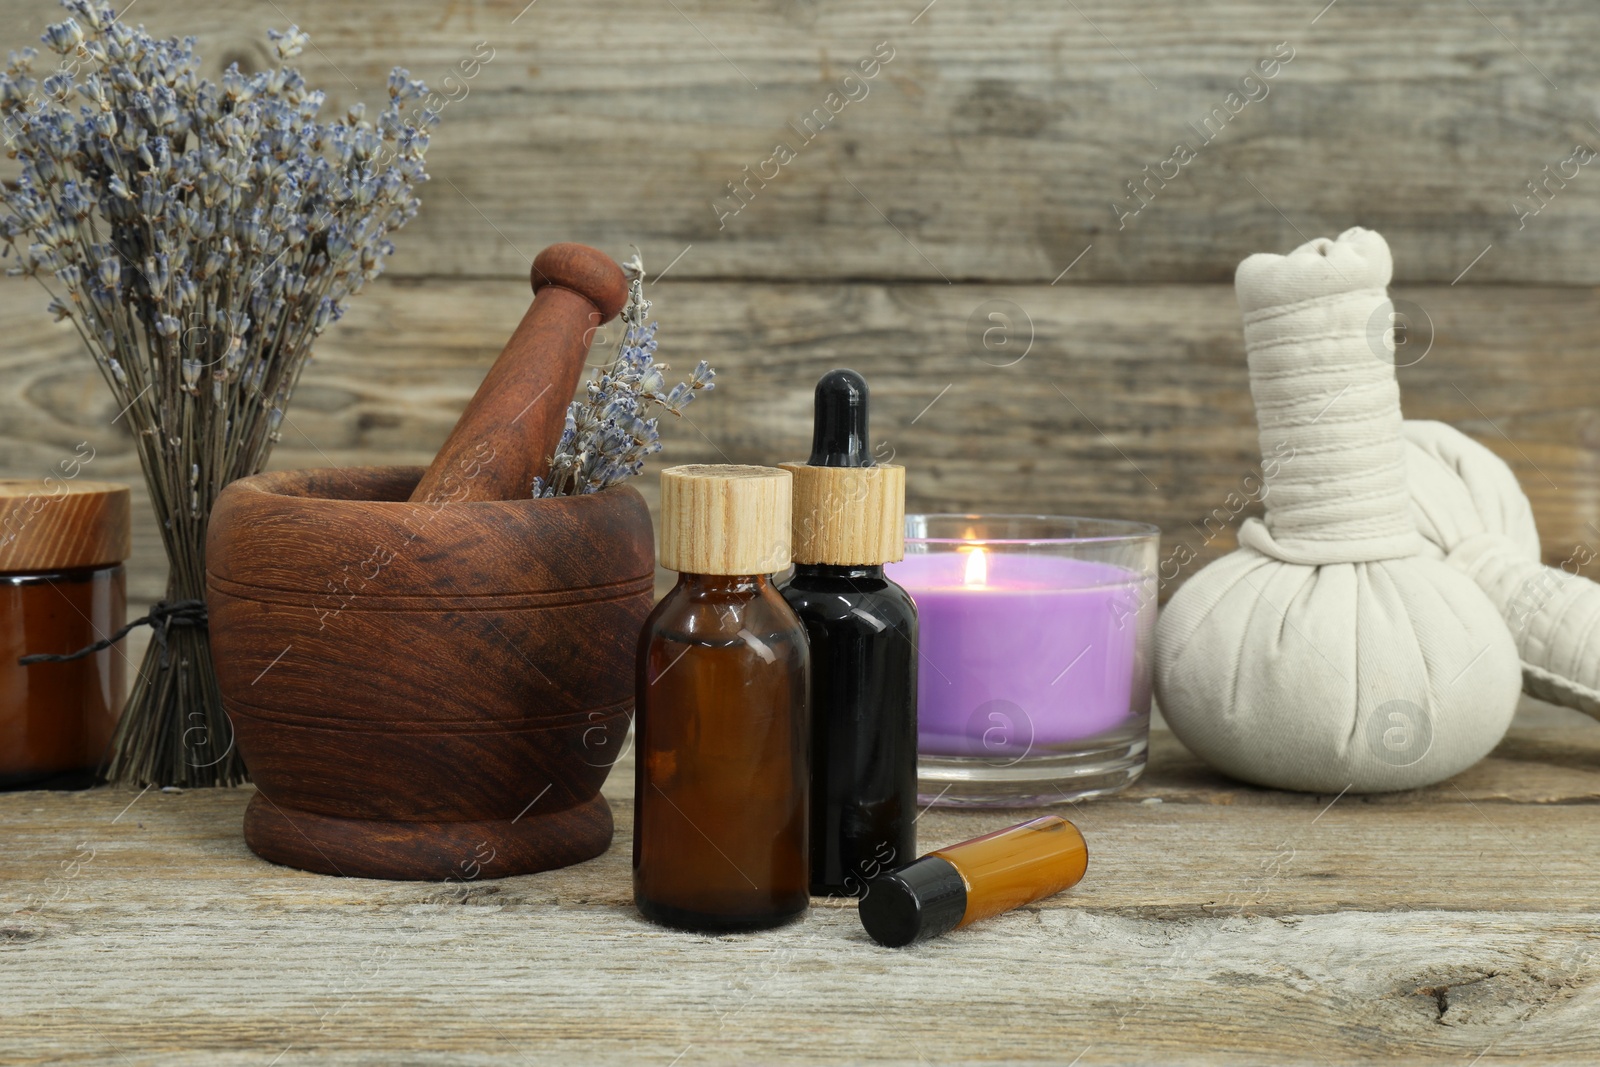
[633,464,811,931]
[858,815,1088,946]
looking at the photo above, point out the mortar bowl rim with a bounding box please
[221,465,644,515]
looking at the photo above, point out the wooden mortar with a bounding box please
[207,244,650,880]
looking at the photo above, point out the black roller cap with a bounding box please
[858,855,967,947]
[808,368,874,468]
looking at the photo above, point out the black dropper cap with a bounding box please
[857,855,968,947]
[808,369,874,468]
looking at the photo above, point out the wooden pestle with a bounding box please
[409,243,629,504]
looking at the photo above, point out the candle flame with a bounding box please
[963,545,988,587]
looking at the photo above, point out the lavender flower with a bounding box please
[1,3,431,459]
[0,1,433,787]
[533,255,716,498]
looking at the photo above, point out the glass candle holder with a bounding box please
[886,514,1158,807]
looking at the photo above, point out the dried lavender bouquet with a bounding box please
[534,254,716,498]
[0,2,433,786]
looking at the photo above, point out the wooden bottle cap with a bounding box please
[780,463,905,566]
[0,480,131,573]
[658,465,792,575]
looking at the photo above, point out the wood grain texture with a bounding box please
[0,479,128,572]
[6,277,1589,605]
[3,700,1598,1065]
[783,462,905,566]
[3,0,1597,284]
[657,463,793,573]
[205,467,655,879]
[0,0,1595,604]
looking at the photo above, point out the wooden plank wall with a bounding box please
[1,0,1596,605]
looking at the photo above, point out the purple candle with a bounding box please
[889,544,1149,759]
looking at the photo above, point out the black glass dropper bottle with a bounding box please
[779,370,918,897]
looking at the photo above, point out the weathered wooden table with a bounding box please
[4,699,1598,1066]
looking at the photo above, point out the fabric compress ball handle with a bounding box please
[1231,229,1421,566]
[1406,420,1600,720]
[1154,227,1523,793]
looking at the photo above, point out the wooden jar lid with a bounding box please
[780,462,905,566]
[0,480,131,572]
[658,465,792,575]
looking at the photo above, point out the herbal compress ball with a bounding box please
[1406,420,1600,719]
[1154,228,1522,793]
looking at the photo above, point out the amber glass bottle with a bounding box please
[633,465,810,931]
[858,815,1089,947]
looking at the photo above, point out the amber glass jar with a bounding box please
[0,480,130,789]
[633,465,811,931]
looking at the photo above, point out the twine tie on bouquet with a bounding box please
[19,600,209,670]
